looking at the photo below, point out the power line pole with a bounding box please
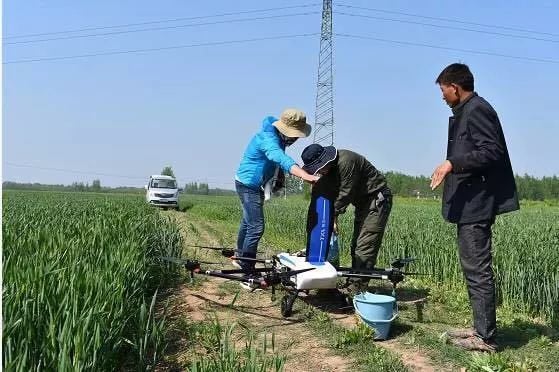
[313,0,334,146]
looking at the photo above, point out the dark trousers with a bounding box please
[351,188,393,270]
[457,220,496,341]
[236,181,264,271]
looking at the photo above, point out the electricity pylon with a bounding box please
[313,0,334,146]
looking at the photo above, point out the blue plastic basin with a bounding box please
[353,292,398,340]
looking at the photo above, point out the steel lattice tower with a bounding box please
[313,0,334,146]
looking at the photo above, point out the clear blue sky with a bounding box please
[3,0,558,188]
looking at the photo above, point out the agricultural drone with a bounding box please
[161,195,422,317]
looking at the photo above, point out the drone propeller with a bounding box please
[186,244,232,251]
[185,245,268,259]
[160,256,221,266]
[186,244,262,254]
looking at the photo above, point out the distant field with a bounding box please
[2,191,182,371]
[181,194,559,323]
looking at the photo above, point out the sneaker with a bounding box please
[239,275,264,292]
[445,328,476,339]
[448,335,497,352]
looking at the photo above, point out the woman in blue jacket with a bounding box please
[235,108,319,282]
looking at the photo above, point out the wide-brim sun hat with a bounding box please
[273,108,312,138]
[301,144,338,175]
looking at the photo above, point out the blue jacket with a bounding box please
[235,116,296,189]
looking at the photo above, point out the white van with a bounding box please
[145,175,180,210]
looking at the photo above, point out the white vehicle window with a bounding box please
[151,179,177,189]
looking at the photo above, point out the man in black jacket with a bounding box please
[430,63,519,352]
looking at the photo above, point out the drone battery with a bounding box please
[277,253,338,290]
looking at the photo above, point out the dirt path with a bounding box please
[180,279,349,372]
[380,342,438,372]
[159,211,443,372]
[160,212,350,371]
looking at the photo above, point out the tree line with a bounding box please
[2,180,142,194]
[3,173,559,200]
[371,172,559,201]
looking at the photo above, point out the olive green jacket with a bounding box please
[315,150,387,215]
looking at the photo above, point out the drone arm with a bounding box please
[229,256,274,264]
[338,272,387,280]
[200,270,265,286]
[337,268,406,287]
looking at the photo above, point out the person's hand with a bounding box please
[290,165,320,184]
[333,216,339,234]
[303,174,320,184]
[430,160,453,190]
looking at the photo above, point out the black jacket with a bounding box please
[443,93,519,224]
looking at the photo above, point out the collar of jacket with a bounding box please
[451,92,478,115]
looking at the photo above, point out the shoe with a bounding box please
[239,275,264,292]
[445,328,476,339]
[449,335,497,352]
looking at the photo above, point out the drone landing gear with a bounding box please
[280,291,298,317]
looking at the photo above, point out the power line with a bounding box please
[335,33,559,65]
[335,3,559,38]
[3,3,321,40]
[335,11,559,44]
[5,162,146,180]
[5,31,556,66]
[3,33,319,65]
[4,12,320,46]
[4,162,235,186]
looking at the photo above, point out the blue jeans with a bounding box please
[236,181,264,271]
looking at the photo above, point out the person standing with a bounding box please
[430,63,519,352]
[235,109,318,287]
